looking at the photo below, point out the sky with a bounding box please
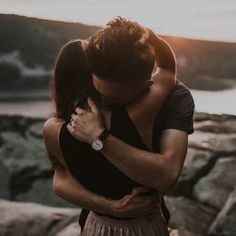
[0,0,236,42]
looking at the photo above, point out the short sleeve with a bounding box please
[161,87,195,134]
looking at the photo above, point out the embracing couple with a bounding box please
[43,17,194,236]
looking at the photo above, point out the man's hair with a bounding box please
[87,17,155,82]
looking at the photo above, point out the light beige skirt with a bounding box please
[81,207,169,236]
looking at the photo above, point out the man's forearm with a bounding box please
[149,31,176,73]
[101,135,175,193]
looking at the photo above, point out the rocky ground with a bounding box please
[0,113,235,236]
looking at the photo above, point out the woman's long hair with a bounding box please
[51,40,93,121]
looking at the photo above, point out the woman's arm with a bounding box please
[52,161,112,214]
[148,29,176,101]
[43,118,158,217]
[149,29,176,73]
[132,28,176,116]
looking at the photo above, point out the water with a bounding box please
[0,89,236,118]
[191,89,236,115]
[0,100,53,118]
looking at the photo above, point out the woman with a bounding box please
[43,31,175,235]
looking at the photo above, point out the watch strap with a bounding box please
[98,129,110,142]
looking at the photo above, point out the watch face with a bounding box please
[91,139,103,151]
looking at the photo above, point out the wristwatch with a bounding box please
[90,129,110,151]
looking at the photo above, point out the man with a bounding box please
[57,17,194,231]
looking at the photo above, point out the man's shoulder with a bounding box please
[153,80,195,136]
[164,80,194,110]
[170,80,192,98]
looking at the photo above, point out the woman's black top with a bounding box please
[59,106,152,200]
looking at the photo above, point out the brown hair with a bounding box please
[87,17,155,82]
[51,40,92,121]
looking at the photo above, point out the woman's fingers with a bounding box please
[134,27,149,46]
[120,192,160,208]
[131,186,151,195]
[118,186,153,206]
[87,97,99,114]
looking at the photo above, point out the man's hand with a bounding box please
[106,187,161,218]
[67,97,105,143]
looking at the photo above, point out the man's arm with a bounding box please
[68,102,191,194]
[68,113,187,194]
[99,88,194,193]
[68,87,194,194]
[100,129,187,194]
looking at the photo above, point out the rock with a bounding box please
[0,115,39,135]
[194,112,236,123]
[0,113,236,234]
[56,222,81,236]
[0,159,10,199]
[174,148,215,196]
[169,229,203,236]
[223,119,236,131]
[0,131,49,199]
[193,157,236,210]
[165,196,217,235]
[0,131,48,172]
[208,188,236,236]
[15,177,76,208]
[194,120,236,134]
[189,131,236,155]
[26,121,44,139]
[0,198,81,236]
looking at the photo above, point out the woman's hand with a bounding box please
[134,27,150,46]
[67,97,105,143]
[133,26,156,48]
[106,187,161,218]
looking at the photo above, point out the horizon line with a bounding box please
[1,12,236,44]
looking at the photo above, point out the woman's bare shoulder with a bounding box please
[43,117,67,165]
[43,117,65,142]
[43,118,64,132]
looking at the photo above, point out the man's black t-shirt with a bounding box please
[153,80,194,152]
[79,81,195,230]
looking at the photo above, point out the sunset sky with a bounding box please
[0,0,236,42]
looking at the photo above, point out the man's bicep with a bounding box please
[159,129,188,179]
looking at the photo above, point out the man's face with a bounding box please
[92,74,153,108]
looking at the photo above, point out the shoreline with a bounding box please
[1,88,236,117]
